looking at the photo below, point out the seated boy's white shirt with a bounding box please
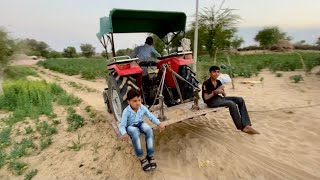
[218,74,232,85]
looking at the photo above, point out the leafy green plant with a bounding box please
[24,169,38,180]
[275,73,283,77]
[36,121,57,137]
[0,150,7,168]
[3,66,38,80]
[50,83,65,96]
[67,107,76,114]
[8,160,27,175]
[37,58,107,79]
[197,52,320,80]
[66,112,85,132]
[84,106,91,113]
[40,137,52,150]
[0,127,11,149]
[57,93,81,106]
[68,134,83,151]
[24,126,33,134]
[68,81,82,89]
[0,80,53,124]
[51,119,61,126]
[290,75,303,83]
[10,138,36,159]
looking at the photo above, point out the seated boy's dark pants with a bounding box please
[207,96,252,130]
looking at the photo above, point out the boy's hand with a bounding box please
[121,134,130,141]
[222,91,226,97]
[214,89,224,94]
[218,86,225,90]
[158,122,166,132]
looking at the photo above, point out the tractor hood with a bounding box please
[96,8,187,40]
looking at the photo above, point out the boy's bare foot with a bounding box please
[242,126,260,134]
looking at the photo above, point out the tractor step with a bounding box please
[150,101,223,128]
[111,102,223,138]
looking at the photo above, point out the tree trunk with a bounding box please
[225,53,235,89]
[213,48,218,65]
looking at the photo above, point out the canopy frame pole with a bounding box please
[111,33,116,57]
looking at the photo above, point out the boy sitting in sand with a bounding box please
[202,65,259,134]
[119,89,166,171]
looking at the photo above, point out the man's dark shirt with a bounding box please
[202,78,222,104]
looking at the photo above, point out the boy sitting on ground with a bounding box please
[119,89,166,171]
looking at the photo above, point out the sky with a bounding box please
[1,0,320,52]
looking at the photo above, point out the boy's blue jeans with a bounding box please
[126,122,154,157]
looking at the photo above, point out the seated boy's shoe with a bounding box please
[147,156,157,169]
[140,158,152,171]
[242,126,260,134]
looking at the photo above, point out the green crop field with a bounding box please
[37,58,108,80]
[0,67,86,177]
[197,51,320,81]
[37,52,320,82]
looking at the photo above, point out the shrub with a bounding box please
[24,169,38,180]
[290,75,303,83]
[0,80,52,123]
[8,160,27,175]
[3,66,38,80]
[0,127,11,149]
[66,108,84,131]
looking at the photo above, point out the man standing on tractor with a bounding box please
[130,37,161,61]
[202,66,260,134]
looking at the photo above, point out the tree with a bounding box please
[101,51,108,58]
[150,34,166,55]
[116,48,133,56]
[295,40,306,46]
[15,38,50,58]
[198,0,241,63]
[0,28,14,94]
[316,37,320,46]
[48,50,61,59]
[185,23,207,55]
[230,36,244,49]
[254,26,286,49]
[80,43,96,58]
[63,46,77,58]
[36,41,50,58]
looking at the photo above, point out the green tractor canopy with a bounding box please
[97,8,187,40]
[97,9,187,56]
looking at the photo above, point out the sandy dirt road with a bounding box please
[6,64,319,180]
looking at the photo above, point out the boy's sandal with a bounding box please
[140,158,151,171]
[147,156,157,169]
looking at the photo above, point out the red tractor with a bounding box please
[97,9,214,135]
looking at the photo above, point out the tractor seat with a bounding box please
[138,60,157,67]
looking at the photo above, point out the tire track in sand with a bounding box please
[174,119,319,180]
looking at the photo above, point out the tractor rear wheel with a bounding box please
[107,71,139,123]
[103,88,112,113]
[178,65,199,100]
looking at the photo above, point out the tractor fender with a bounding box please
[157,57,194,73]
[107,63,143,76]
[157,57,194,88]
